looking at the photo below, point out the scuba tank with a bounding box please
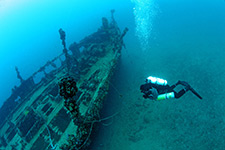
[157,92,175,100]
[146,76,168,86]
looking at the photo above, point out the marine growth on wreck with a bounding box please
[0,10,127,150]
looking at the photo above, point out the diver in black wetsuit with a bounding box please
[140,76,202,100]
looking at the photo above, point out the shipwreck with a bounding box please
[0,10,128,150]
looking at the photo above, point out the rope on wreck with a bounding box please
[46,124,57,150]
[77,111,120,150]
[34,109,58,150]
[102,63,123,98]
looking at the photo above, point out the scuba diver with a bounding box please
[140,76,202,100]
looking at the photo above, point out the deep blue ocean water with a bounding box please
[1,0,225,149]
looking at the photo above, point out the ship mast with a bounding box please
[15,66,24,83]
[59,28,71,74]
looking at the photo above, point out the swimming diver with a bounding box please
[140,76,202,100]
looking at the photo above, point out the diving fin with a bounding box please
[178,80,202,100]
[190,87,202,100]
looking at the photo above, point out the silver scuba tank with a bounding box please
[146,76,168,86]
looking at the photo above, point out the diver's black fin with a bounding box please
[190,87,202,100]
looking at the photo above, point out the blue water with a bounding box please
[1,0,225,149]
[0,0,132,106]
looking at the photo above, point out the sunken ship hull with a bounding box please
[0,11,127,150]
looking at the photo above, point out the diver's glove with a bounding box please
[143,94,150,99]
[142,89,158,100]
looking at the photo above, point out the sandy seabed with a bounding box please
[90,34,225,150]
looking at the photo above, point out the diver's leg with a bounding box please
[169,80,183,90]
[169,84,176,90]
[174,89,187,99]
[176,80,190,88]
